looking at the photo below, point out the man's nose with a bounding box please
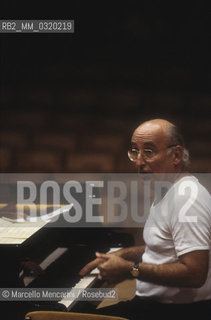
[135,152,146,167]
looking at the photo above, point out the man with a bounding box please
[79,119,211,320]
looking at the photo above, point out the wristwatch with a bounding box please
[130,262,140,278]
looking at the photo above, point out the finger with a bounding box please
[95,252,110,260]
[79,259,100,276]
[98,270,106,280]
[97,263,104,271]
[34,266,45,275]
[98,274,103,280]
[30,269,38,276]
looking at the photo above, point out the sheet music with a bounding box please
[0,203,73,244]
[0,218,47,244]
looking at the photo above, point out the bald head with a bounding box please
[132,119,175,145]
[130,118,189,173]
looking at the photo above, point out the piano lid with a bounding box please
[0,204,73,245]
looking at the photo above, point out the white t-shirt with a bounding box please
[136,176,211,303]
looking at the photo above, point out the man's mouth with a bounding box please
[139,171,152,174]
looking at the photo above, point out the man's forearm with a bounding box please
[113,245,145,262]
[136,261,205,288]
[94,249,208,288]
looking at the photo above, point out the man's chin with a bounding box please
[139,172,153,180]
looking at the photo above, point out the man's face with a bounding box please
[131,122,176,175]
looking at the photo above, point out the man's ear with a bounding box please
[173,145,183,166]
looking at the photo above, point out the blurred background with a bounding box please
[0,0,210,173]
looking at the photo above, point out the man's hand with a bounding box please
[79,248,125,276]
[21,260,44,276]
[79,246,144,282]
[95,252,133,284]
[79,252,133,284]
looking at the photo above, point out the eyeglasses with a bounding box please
[128,145,177,162]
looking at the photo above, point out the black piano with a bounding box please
[0,217,134,319]
[0,178,134,319]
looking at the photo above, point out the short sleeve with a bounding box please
[169,179,211,257]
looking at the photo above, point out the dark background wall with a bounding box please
[0,1,210,173]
